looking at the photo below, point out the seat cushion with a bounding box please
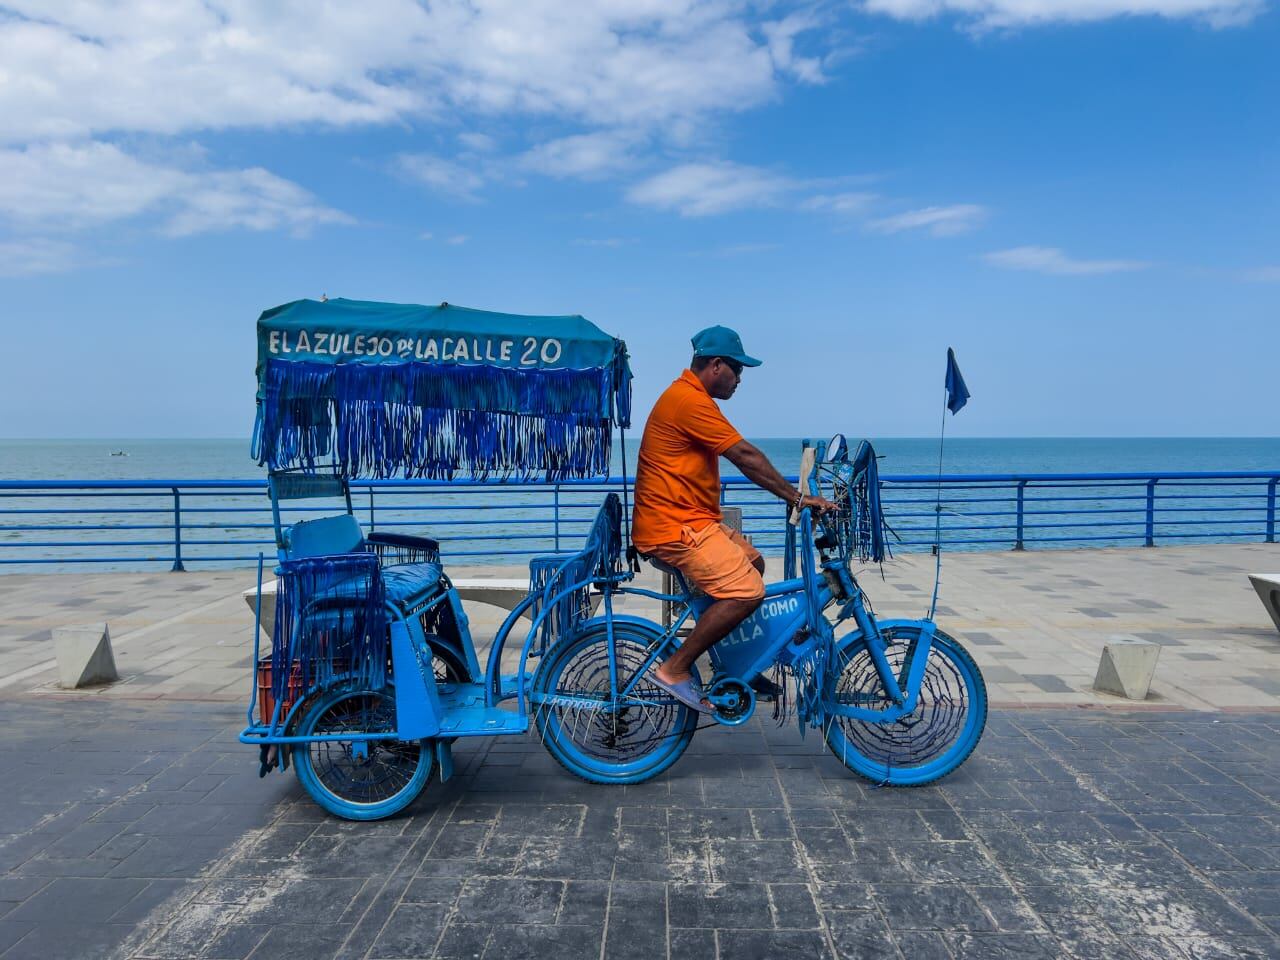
[380,561,446,608]
[284,514,365,560]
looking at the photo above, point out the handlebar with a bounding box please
[787,440,842,555]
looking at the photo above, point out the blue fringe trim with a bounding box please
[841,440,894,564]
[770,639,830,738]
[271,554,388,707]
[254,359,629,479]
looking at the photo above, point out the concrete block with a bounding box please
[242,580,279,640]
[1093,638,1160,700]
[53,622,119,688]
[1247,574,1280,634]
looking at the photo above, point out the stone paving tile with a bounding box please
[5,542,1280,711]
[1,698,1280,958]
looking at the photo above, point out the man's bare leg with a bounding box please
[655,595,762,685]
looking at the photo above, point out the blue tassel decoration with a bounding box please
[770,638,830,737]
[256,359,630,479]
[833,440,893,564]
[270,554,388,713]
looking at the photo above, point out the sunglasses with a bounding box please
[719,357,744,377]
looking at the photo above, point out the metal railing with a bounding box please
[1,471,1277,570]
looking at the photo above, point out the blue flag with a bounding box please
[945,348,970,415]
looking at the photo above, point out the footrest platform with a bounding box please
[435,682,529,736]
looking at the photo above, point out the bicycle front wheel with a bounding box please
[824,627,986,787]
[532,622,699,785]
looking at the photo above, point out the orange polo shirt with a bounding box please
[632,369,744,550]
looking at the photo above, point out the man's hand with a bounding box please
[800,493,838,514]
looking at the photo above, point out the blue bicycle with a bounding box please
[531,434,988,787]
[243,298,984,820]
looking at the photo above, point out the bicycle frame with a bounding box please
[502,502,937,727]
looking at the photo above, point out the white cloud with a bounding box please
[1241,265,1280,282]
[627,163,985,236]
[396,153,489,200]
[861,0,1263,29]
[803,191,878,215]
[457,132,498,153]
[521,132,640,180]
[446,234,469,245]
[983,245,1150,275]
[762,10,828,83]
[574,237,633,247]
[0,141,349,236]
[0,238,79,277]
[626,161,798,216]
[164,168,353,237]
[0,142,182,228]
[0,2,812,145]
[0,2,836,238]
[869,204,986,236]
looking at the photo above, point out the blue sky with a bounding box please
[0,1,1276,440]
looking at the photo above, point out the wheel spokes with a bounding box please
[308,693,422,805]
[832,637,970,770]
[538,640,685,762]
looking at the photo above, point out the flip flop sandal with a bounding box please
[648,671,714,714]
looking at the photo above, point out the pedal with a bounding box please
[748,674,783,703]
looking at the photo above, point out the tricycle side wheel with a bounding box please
[431,645,470,683]
[292,684,433,820]
[532,623,699,785]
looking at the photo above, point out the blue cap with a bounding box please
[691,325,762,367]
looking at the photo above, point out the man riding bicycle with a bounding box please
[633,325,836,712]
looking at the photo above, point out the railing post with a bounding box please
[170,487,186,572]
[1144,479,1158,547]
[1014,480,1027,551]
[1267,478,1277,544]
[368,488,375,532]
[553,484,561,552]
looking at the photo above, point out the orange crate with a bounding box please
[257,657,304,724]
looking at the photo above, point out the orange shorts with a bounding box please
[645,522,765,602]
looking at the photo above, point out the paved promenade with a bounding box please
[0,543,1278,958]
[3,543,1277,709]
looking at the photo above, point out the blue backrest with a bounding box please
[283,514,365,560]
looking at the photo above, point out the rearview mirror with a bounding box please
[824,433,847,463]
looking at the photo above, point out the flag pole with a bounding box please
[928,382,948,621]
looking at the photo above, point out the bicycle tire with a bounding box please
[823,627,987,787]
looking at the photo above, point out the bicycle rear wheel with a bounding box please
[533,622,699,784]
[824,627,986,787]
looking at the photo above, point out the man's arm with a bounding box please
[723,440,835,511]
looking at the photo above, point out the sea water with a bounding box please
[4,436,1279,481]
[2,437,1277,569]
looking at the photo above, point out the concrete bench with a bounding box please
[244,576,579,639]
[450,578,536,617]
[1249,573,1280,634]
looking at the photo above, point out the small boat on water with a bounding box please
[110,450,129,457]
